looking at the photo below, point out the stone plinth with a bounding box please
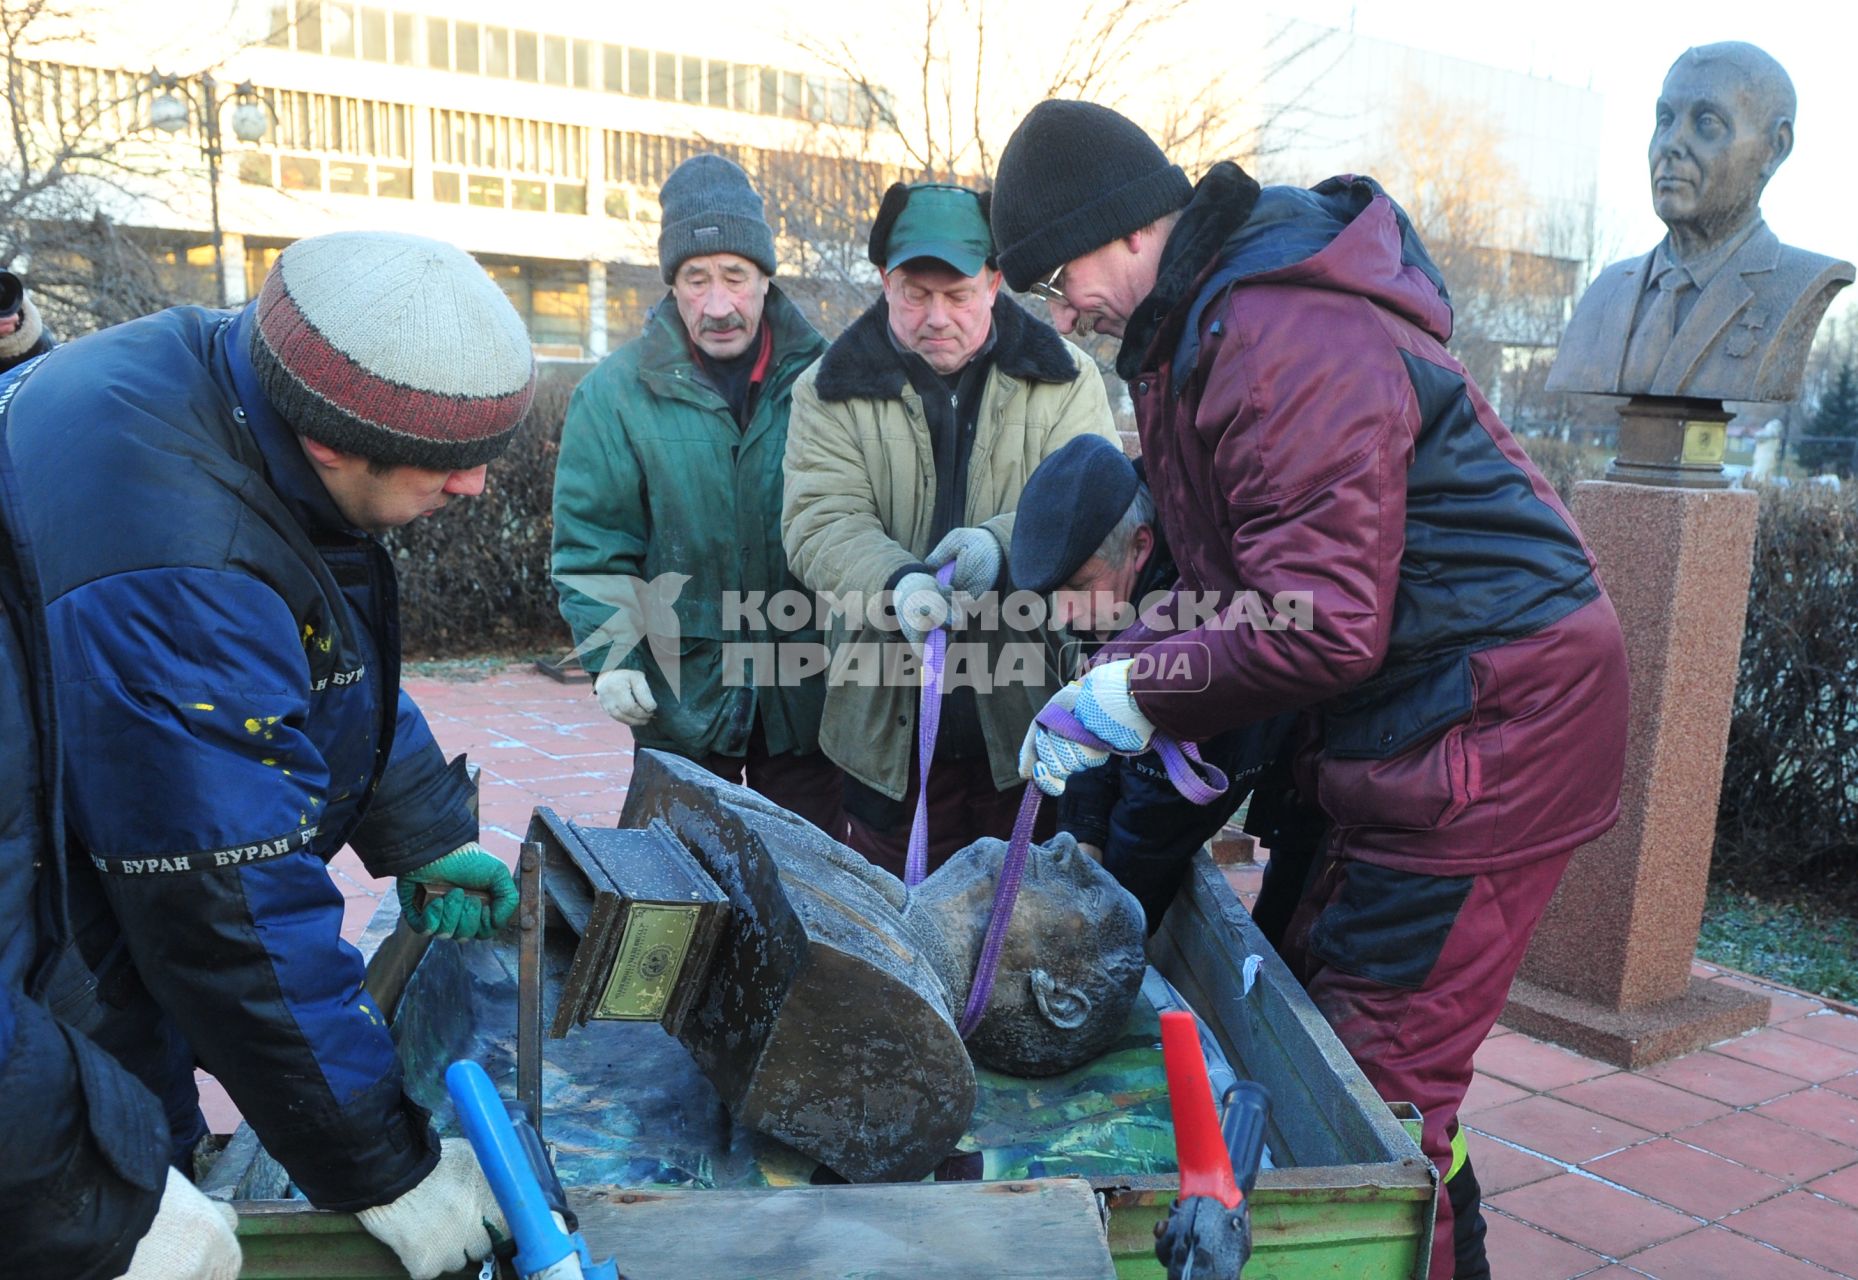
[1506,479,1768,1066]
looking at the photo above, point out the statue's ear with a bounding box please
[1031,969,1092,1030]
[1767,118,1795,176]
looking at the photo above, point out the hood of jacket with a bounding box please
[1122,162,1456,384]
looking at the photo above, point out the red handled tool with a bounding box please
[1155,1010,1272,1279]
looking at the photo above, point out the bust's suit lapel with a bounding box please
[1656,225,1778,394]
[1594,252,1651,390]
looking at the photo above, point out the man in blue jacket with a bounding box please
[2,231,532,1280]
[1011,435,1300,931]
[2,420,243,1278]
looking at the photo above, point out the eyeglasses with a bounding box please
[1029,263,1071,305]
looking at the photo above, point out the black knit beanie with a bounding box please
[990,100,1195,293]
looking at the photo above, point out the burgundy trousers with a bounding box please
[1278,848,1576,1280]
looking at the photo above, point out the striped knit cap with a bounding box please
[250,231,537,470]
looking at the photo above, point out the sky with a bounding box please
[1291,0,1858,272]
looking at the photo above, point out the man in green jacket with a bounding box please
[554,155,841,833]
[782,181,1118,876]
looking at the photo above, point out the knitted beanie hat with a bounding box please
[990,100,1195,293]
[657,154,778,283]
[250,231,536,470]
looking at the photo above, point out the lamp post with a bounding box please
[149,72,273,308]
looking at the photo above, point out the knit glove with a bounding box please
[1072,659,1156,753]
[595,667,657,727]
[396,843,519,940]
[116,1166,242,1280]
[354,1139,509,1280]
[892,570,952,656]
[1019,681,1111,797]
[927,526,1004,597]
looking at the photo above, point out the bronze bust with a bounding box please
[1548,42,1853,403]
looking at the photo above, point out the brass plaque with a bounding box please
[1681,420,1728,465]
[596,904,700,1021]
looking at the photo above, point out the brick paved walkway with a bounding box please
[216,664,1858,1279]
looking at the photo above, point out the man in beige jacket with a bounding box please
[782,181,1117,875]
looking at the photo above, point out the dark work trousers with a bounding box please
[843,742,1056,881]
[1278,847,1576,1280]
[698,719,847,842]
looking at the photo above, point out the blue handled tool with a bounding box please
[446,1059,621,1280]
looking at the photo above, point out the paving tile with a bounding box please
[1465,1128,1562,1195]
[1479,1208,1607,1279]
[1787,1011,1858,1054]
[1585,1138,1788,1220]
[1827,1074,1858,1100]
[1640,1049,1807,1106]
[1624,1224,1847,1280]
[1464,1071,1532,1117]
[1554,1071,1731,1136]
[1575,1269,1647,1279]
[1712,1026,1858,1084]
[1755,1087,1858,1149]
[1473,1095,1654,1164]
[1490,1172,1698,1257]
[1674,1110,1858,1184]
[1723,1190,1858,1274]
[1474,1032,1617,1091]
[1806,1162,1858,1208]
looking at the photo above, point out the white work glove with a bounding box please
[892,570,952,655]
[595,667,657,727]
[117,1166,242,1280]
[1018,681,1111,797]
[355,1139,509,1280]
[1071,659,1156,753]
[927,526,1004,597]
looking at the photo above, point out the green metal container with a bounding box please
[225,853,1434,1279]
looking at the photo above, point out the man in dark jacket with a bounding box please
[1011,434,1295,931]
[994,101,1630,1280]
[2,423,241,1278]
[554,154,842,834]
[3,231,530,1280]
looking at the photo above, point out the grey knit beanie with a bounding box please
[990,100,1194,293]
[250,231,537,470]
[657,155,778,283]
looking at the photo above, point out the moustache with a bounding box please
[700,317,747,334]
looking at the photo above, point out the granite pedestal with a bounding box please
[1505,474,1769,1066]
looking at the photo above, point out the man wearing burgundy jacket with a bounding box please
[993,100,1629,1280]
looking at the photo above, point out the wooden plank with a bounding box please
[1152,855,1430,1181]
[569,1179,1115,1279]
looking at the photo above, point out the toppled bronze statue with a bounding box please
[571,748,1147,1182]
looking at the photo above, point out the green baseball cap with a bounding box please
[883,183,993,276]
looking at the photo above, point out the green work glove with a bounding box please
[396,843,519,940]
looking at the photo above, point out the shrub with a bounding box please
[1716,481,1858,906]
[1513,433,1610,506]
[386,368,582,657]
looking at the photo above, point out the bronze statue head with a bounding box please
[903,830,1148,1077]
[1652,42,1795,259]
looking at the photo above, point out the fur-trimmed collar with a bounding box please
[813,291,1078,402]
[1118,161,1261,380]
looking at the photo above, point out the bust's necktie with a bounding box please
[1620,264,1692,391]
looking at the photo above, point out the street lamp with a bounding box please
[148,71,275,307]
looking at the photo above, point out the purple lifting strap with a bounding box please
[903,561,959,888]
[906,563,1230,1040]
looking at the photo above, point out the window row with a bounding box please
[260,1,893,127]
